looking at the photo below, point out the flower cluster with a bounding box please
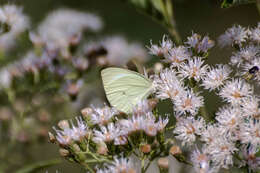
[49,28,260,173]
[51,100,169,172]
[148,32,260,172]
[219,23,260,84]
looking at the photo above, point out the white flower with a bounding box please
[185,33,201,49]
[205,136,237,169]
[191,147,212,173]
[69,116,88,141]
[119,116,145,134]
[186,33,214,53]
[147,35,173,57]
[197,36,215,53]
[250,23,260,44]
[174,89,204,116]
[230,45,260,67]
[219,79,253,105]
[35,9,103,57]
[0,5,29,50]
[215,106,243,138]
[152,68,185,100]
[173,116,205,146]
[242,145,260,171]
[165,46,190,66]
[100,36,148,66]
[89,105,118,125]
[241,96,260,118]
[53,116,88,145]
[157,116,169,132]
[142,114,158,136]
[132,99,153,116]
[218,25,249,48]
[200,124,222,145]
[202,64,231,90]
[240,119,260,147]
[107,157,136,173]
[178,57,209,82]
[93,123,120,143]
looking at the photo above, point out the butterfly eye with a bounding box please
[249,66,259,74]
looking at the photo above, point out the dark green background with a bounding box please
[2,0,259,172]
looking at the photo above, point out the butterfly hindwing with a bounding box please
[101,67,153,113]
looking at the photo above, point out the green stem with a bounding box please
[168,27,181,45]
[161,0,181,44]
[82,162,95,173]
[141,158,145,173]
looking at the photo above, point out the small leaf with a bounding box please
[221,0,256,8]
[15,158,62,173]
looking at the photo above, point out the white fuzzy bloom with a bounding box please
[53,117,88,145]
[186,33,215,53]
[202,64,231,90]
[218,25,249,48]
[241,96,260,118]
[100,36,148,66]
[69,116,89,141]
[173,116,205,146]
[197,36,215,53]
[0,5,29,50]
[230,45,260,67]
[250,23,260,44]
[107,157,136,173]
[165,46,190,67]
[147,35,173,57]
[191,147,212,173]
[119,116,145,134]
[215,106,243,138]
[200,124,222,145]
[89,106,118,125]
[219,79,253,105]
[240,119,260,147]
[178,57,209,82]
[132,99,153,116]
[205,136,237,169]
[174,89,204,116]
[142,114,158,136]
[35,9,103,56]
[157,116,169,132]
[242,145,260,171]
[93,123,120,143]
[152,68,185,100]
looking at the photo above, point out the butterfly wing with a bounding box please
[101,67,153,113]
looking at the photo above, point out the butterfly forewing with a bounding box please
[101,67,153,113]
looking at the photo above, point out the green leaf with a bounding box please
[221,0,256,8]
[15,158,62,173]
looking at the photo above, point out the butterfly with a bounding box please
[101,67,153,113]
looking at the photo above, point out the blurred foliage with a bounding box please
[221,0,256,8]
